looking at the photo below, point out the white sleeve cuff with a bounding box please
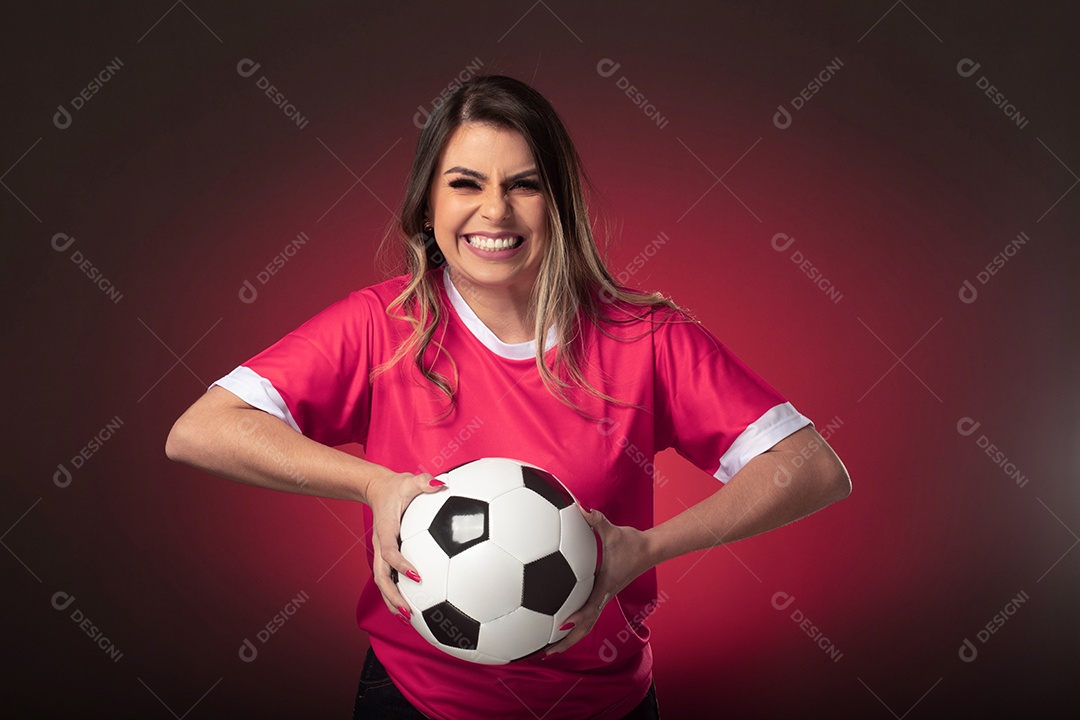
[211,366,301,433]
[714,402,812,483]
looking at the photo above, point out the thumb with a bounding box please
[578,503,608,529]
[416,472,447,494]
[577,504,606,569]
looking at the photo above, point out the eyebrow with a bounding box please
[443,166,539,183]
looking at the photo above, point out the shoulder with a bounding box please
[345,273,411,310]
[311,274,411,319]
[600,298,731,372]
[290,274,411,340]
[589,295,703,344]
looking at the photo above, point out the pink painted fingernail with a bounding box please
[405,569,422,583]
[429,479,446,487]
[398,605,411,620]
[559,622,575,631]
[397,613,410,626]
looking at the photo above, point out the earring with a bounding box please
[423,219,433,233]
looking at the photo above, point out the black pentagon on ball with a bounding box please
[521,466,574,510]
[429,496,489,557]
[522,552,577,615]
[423,601,480,651]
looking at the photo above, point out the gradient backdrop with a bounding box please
[3,1,1078,717]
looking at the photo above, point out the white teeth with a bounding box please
[465,235,522,251]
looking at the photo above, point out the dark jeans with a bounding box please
[352,647,660,719]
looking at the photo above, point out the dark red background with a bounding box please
[3,2,1078,717]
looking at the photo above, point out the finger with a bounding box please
[373,551,413,616]
[546,589,611,655]
[372,560,402,613]
[559,589,610,633]
[371,535,406,608]
[545,608,600,655]
[578,504,609,528]
[369,526,406,613]
[415,472,447,493]
[377,525,421,584]
[370,532,404,612]
[576,505,606,569]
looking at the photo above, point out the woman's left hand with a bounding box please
[544,505,652,655]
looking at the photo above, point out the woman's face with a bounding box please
[427,123,549,299]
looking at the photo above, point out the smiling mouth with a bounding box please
[463,235,524,252]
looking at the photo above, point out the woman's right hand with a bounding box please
[166,389,449,621]
[365,469,447,623]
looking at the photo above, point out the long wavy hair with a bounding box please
[375,74,678,413]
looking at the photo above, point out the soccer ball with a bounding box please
[396,457,598,664]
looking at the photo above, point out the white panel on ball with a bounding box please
[477,607,555,662]
[445,457,525,502]
[558,505,598,581]
[398,532,451,612]
[489,487,562,563]
[432,642,481,665]
[469,650,506,666]
[446,542,524,623]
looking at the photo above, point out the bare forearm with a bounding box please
[643,428,850,567]
[548,427,849,655]
[165,387,388,504]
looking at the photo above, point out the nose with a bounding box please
[481,186,511,224]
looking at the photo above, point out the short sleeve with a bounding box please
[211,291,376,447]
[654,315,812,483]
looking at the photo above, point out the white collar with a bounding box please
[442,268,558,360]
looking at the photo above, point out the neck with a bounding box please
[446,267,536,344]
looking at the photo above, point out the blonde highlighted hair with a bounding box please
[375,75,678,413]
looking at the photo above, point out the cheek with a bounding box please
[434,233,457,259]
[439,195,475,225]
[529,200,550,234]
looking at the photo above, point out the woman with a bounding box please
[167,74,850,719]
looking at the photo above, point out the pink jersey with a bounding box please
[214,267,810,719]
